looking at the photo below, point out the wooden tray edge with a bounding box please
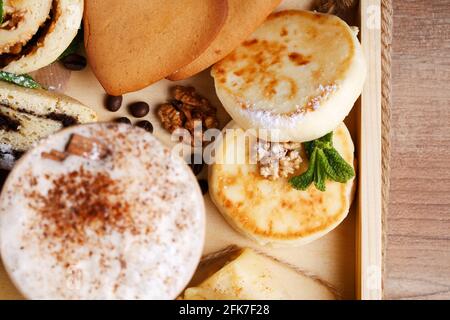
[357,0,383,300]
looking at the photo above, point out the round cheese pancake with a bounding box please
[212,10,366,142]
[209,121,355,246]
[0,123,205,299]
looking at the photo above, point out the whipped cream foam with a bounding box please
[0,123,205,299]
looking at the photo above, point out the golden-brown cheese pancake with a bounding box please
[84,0,228,95]
[208,121,355,246]
[212,10,366,142]
[168,0,281,81]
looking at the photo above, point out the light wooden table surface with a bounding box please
[385,0,450,299]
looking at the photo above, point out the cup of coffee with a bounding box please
[0,123,205,299]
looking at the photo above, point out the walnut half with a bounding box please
[157,103,185,133]
[157,86,219,145]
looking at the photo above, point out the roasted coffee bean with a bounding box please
[189,153,204,176]
[129,102,150,118]
[136,120,153,133]
[198,179,208,195]
[105,95,123,112]
[115,117,131,125]
[61,54,87,71]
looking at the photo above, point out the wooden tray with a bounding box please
[0,0,382,300]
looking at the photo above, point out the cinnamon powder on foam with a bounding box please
[26,166,139,263]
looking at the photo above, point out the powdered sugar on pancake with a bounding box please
[0,123,205,299]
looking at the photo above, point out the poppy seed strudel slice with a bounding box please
[0,81,97,169]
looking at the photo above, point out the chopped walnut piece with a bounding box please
[204,116,219,129]
[174,86,208,108]
[157,103,185,133]
[157,86,219,146]
[255,140,303,180]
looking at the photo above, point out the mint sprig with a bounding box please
[290,148,317,190]
[289,132,355,192]
[0,71,41,89]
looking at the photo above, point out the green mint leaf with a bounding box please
[0,71,41,89]
[319,147,342,183]
[304,140,315,159]
[290,131,355,192]
[304,132,333,158]
[289,148,317,190]
[321,154,341,182]
[320,132,333,144]
[323,147,355,182]
[314,149,327,191]
[0,0,4,24]
[314,132,333,150]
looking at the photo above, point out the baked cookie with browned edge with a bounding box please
[168,0,281,81]
[84,0,228,95]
